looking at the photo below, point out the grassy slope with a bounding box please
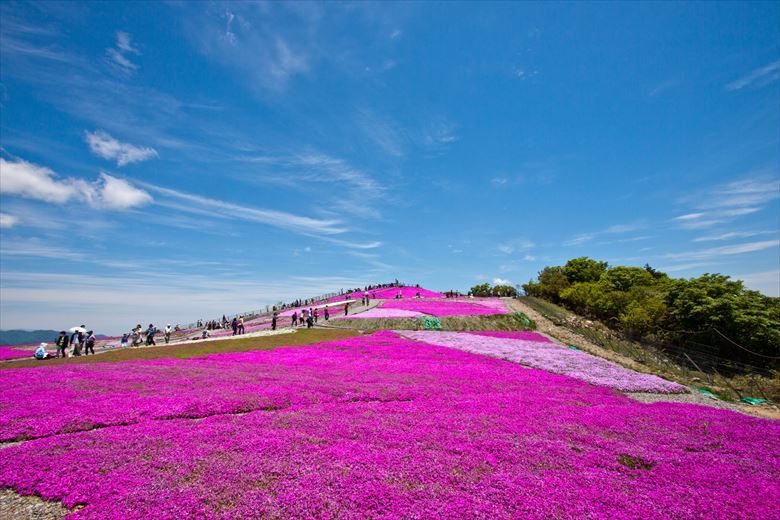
[1,329,363,370]
[326,313,536,332]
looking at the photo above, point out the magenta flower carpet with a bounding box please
[380,298,507,316]
[0,331,777,518]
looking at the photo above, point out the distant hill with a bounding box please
[0,330,60,346]
[0,330,108,346]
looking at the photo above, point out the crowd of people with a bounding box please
[31,281,433,360]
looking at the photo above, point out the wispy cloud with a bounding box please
[493,278,513,286]
[240,152,385,219]
[563,223,645,246]
[0,157,152,210]
[85,130,158,166]
[674,174,779,229]
[184,5,310,92]
[662,239,780,261]
[693,230,777,242]
[726,60,780,91]
[356,109,405,157]
[140,181,347,236]
[497,239,535,255]
[0,213,19,229]
[106,31,141,73]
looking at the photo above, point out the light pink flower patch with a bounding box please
[401,331,687,393]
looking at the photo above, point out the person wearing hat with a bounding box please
[34,342,52,360]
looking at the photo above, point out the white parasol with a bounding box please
[67,326,87,334]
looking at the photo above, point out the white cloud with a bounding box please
[563,222,644,246]
[693,230,776,242]
[735,270,780,297]
[389,29,402,39]
[493,278,512,286]
[663,240,780,261]
[0,213,19,228]
[97,173,153,209]
[85,130,158,166]
[106,31,140,72]
[0,157,76,203]
[497,239,535,254]
[0,157,152,210]
[141,182,347,237]
[115,32,139,54]
[726,60,780,91]
[674,175,779,229]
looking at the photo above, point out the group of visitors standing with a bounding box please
[290,307,323,328]
[49,326,96,358]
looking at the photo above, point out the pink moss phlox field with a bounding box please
[334,308,424,319]
[0,331,778,518]
[380,299,506,316]
[0,345,39,360]
[328,286,445,301]
[401,331,687,393]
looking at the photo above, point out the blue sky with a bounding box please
[1,1,778,333]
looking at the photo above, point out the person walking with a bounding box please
[164,324,172,344]
[292,311,298,327]
[146,324,157,346]
[84,331,96,355]
[238,317,245,335]
[313,309,319,323]
[121,333,129,348]
[306,313,314,328]
[271,313,278,331]
[55,331,69,358]
[324,307,329,321]
[344,302,349,316]
[231,317,238,336]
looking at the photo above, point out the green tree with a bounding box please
[492,285,518,297]
[563,257,608,284]
[469,283,492,297]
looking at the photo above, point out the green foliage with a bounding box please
[470,283,518,297]
[523,266,570,302]
[525,261,780,366]
[563,257,608,284]
[469,283,492,297]
[492,285,518,297]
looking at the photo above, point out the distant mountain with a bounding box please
[0,330,60,346]
[0,330,108,346]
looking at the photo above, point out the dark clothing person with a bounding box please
[55,333,69,358]
[231,318,238,336]
[84,333,96,355]
[344,303,349,316]
[146,325,157,346]
[324,308,329,321]
[271,315,278,331]
[292,312,298,326]
[306,315,314,328]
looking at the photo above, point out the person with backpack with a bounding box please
[84,331,96,355]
